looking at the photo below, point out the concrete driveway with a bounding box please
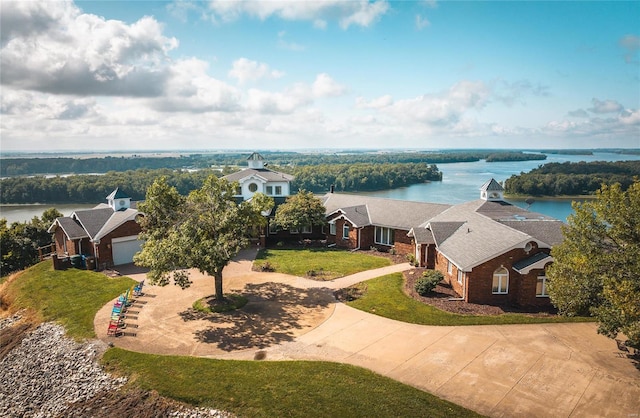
[96,249,640,417]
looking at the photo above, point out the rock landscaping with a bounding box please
[0,313,233,418]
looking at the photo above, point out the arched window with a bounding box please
[492,267,509,294]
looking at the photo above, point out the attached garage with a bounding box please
[111,235,144,266]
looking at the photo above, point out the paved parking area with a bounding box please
[96,249,640,417]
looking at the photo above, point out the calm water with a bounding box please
[1,152,638,223]
[362,152,640,221]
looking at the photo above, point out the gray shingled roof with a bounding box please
[72,208,117,239]
[408,227,435,245]
[334,205,370,227]
[498,220,565,246]
[94,208,140,241]
[322,193,450,230]
[429,222,466,246]
[223,168,294,183]
[49,217,89,239]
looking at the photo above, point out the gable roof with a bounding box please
[322,193,450,230]
[48,217,89,239]
[72,208,115,239]
[512,252,554,274]
[247,152,265,161]
[416,198,563,271]
[223,168,294,183]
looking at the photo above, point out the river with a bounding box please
[1,151,638,224]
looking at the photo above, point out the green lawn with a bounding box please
[347,273,594,325]
[254,248,391,279]
[103,348,482,418]
[2,261,135,339]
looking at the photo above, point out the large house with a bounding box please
[48,188,143,269]
[222,152,325,244]
[323,179,564,308]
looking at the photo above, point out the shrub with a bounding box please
[405,254,416,266]
[414,270,443,296]
[260,261,275,272]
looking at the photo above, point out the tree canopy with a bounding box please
[134,175,274,300]
[547,181,640,349]
[273,190,326,240]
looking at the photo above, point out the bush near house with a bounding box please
[415,270,444,296]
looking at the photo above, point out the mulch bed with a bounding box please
[403,268,559,317]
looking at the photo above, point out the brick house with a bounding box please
[48,188,143,269]
[324,179,564,308]
[322,192,450,254]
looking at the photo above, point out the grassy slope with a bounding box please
[103,348,482,418]
[253,248,391,279]
[3,261,484,417]
[2,261,135,339]
[347,273,593,325]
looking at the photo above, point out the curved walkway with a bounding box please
[96,249,640,418]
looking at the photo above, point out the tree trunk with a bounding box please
[214,270,224,301]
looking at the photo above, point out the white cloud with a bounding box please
[152,58,242,113]
[383,81,490,126]
[588,98,624,114]
[228,58,284,85]
[415,15,430,30]
[206,0,390,29]
[356,95,393,109]
[1,1,178,97]
[312,73,347,97]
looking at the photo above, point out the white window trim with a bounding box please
[302,225,312,234]
[342,225,350,239]
[536,274,549,297]
[266,185,273,195]
[457,270,463,284]
[492,267,509,294]
[268,222,278,234]
[275,185,282,196]
[447,260,453,275]
[374,226,394,246]
[329,222,336,236]
[290,227,299,234]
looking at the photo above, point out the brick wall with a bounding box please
[95,220,142,267]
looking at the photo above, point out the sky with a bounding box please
[1,0,639,152]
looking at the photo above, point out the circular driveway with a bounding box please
[96,249,640,417]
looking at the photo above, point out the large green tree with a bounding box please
[134,175,273,300]
[273,190,326,241]
[547,181,640,349]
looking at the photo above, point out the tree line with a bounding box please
[291,162,442,193]
[1,150,547,177]
[1,208,62,276]
[0,163,442,204]
[504,161,640,196]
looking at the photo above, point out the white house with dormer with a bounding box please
[222,152,294,201]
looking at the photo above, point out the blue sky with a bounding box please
[1,0,638,151]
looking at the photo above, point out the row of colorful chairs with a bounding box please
[107,281,144,337]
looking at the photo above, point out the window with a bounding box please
[329,223,336,235]
[268,222,278,234]
[447,260,453,275]
[266,186,273,195]
[457,270,463,284]
[275,186,282,195]
[302,225,312,234]
[248,183,258,192]
[375,226,394,246]
[342,225,350,239]
[290,227,299,234]
[492,267,509,294]
[536,274,548,297]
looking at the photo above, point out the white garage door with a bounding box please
[112,236,144,266]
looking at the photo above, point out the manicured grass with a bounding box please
[254,248,391,279]
[347,273,594,325]
[2,261,135,339]
[103,348,483,418]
